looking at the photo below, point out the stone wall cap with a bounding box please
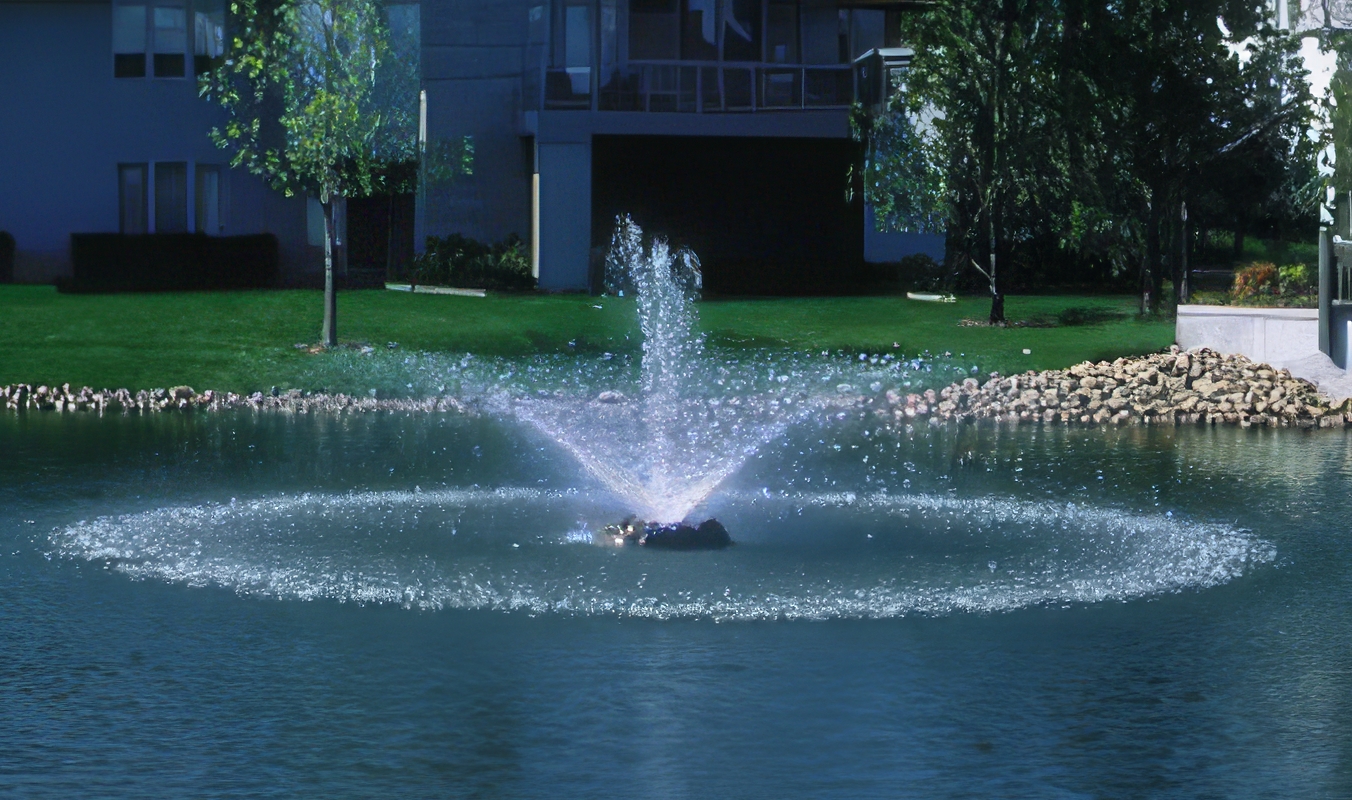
[1176,305,1318,320]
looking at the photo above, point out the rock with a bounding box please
[887,347,1346,431]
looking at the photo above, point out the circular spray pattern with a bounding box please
[51,488,1274,620]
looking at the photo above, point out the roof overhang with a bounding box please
[836,0,935,8]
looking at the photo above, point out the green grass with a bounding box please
[0,286,1174,393]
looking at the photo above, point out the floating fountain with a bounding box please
[44,216,1278,619]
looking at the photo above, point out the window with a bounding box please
[630,0,679,59]
[195,165,223,234]
[849,10,884,60]
[799,2,840,64]
[153,5,187,77]
[681,0,718,61]
[599,0,619,86]
[119,164,148,234]
[719,0,760,62]
[113,5,147,77]
[766,0,798,63]
[114,1,191,78]
[194,0,225,75]
[565,3,593,93]
[155,162,188,233]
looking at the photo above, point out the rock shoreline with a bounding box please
[878,346,1352,429]
[1,384,472,416]
[5,346,1350,429]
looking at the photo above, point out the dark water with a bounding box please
[2,410,1350,798]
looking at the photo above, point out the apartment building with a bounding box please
[1,0,935,290]
[0,0,321,283]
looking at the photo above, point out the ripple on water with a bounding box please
[49,489,1275,621]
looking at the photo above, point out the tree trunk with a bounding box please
[1233,224,1245,262]
[988,200,1005,324]
[1143,200,1161,314]
[1177,201,1189,305]
[322,199,338,347]
[385,192,395,279]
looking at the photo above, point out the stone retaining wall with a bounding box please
[1175,305,1319,366]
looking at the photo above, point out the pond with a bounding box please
[2,409,1350,798]
[6,220,1351,796]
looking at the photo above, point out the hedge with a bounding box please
[61,233,279,293]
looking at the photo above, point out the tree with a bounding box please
[897,0,1065,323]
[1073,0,1311,311]
[202,0,416,346]
[871,0,1316,312]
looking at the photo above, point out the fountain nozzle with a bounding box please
[600,517,732,550]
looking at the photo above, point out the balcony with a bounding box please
[522,1,892,115]
[527,60,854,113]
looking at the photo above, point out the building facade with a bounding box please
[422,0,939,293]
[0,0,325,284]
[1,0,937,290]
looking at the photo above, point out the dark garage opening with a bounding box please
[348,191,416,286]
[592,135,864,295]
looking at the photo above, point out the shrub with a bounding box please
[897,252,947,291]
[0,230,13,284]
[1231,261,1278,302]
[1278,262,1314,295]
[407,233,534,291]
[61,233,278,293]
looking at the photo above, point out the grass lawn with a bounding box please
[0,286,1174,393]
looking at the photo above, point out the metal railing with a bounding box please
[526,59,855,113]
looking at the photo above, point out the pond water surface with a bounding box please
[2,410,1350,798]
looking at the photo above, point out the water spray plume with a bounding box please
[508,216,820,522]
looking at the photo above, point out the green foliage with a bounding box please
[423,136,475,188]
[1328,37,1352,198]
[896,0,1065,279]
[880,0,1318,307]
[1278,262,1315,294]
[851,103,945,234]
[201,0,415,203]
[407,234,535,292]
[896,253,948,292]
[1232,262,1280,301]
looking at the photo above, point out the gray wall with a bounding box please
[0,1,311,283]
[1175,305,1320,366]
[864,206,945,264]
[420,0,535,250]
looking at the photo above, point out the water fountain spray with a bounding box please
[507,216,826,531]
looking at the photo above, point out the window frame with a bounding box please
[118,163,150,235]
[113,0,197,80]
[154,161,190,233]
[194,164,226,236]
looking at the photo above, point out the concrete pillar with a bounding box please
[535,138,592,291]
[1319,228,1331,357]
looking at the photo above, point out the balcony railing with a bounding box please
[525,60,856,113]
